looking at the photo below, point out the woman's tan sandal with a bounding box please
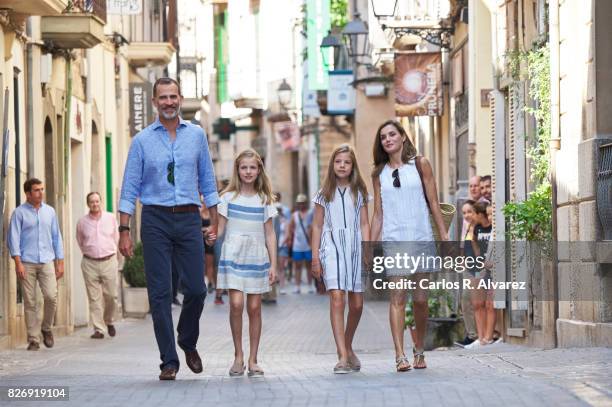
[229,361,245,377]
[348,354,361,372]
[396,355,412,372]
[334,361,351,374]
[413,348,427,369]
[248,364,264,377]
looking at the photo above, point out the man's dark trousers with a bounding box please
[141,205,205,371]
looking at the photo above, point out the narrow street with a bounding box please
[1,289,610,406]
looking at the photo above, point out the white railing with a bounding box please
[394,0,451,24]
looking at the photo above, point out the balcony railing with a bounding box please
[66,0,107,23]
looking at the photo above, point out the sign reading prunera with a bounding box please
[129,82,152,137]
[394,52,443,116]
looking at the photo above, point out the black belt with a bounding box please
[149,205,199,213]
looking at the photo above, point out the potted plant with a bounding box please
[122,242,149,318]
[405,289,463,350]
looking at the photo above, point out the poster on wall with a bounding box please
[327,70,355,115]
[273,121,301,152]
[70,98,86,143]
[394,52,443,116]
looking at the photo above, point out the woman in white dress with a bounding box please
[370,120,449,372]
[311,144,370,374]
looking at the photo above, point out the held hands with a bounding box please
[119,232,134,258]
[204,225,217,247]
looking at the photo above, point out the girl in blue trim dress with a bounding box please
[217,149,277,378]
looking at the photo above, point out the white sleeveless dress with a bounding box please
[380,160,438,275]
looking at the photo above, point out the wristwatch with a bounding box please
[118,225,130,233]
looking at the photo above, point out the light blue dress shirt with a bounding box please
[119,117,219,215]
[8,202,64,263]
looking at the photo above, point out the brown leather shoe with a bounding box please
[158,366,177,380]
[184,350,203,373]
[41,330,54,348]
[91,331,104,339]
[107,325,116,337]
[27,342,40,351]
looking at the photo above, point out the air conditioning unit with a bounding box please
[365,83,386,98]
[460,7,468,24]
[80,58,88,75]
[40,53,52,84]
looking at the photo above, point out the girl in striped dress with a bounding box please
[217,149,277,377]
[311,144,370,374]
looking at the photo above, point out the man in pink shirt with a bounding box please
[76,192,119,339]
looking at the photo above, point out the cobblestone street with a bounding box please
[1,290,611,407]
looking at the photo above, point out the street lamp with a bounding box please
[370,0,398,18]
[277,79,292,109]
[341,13,371,62]
[320,30,343,69]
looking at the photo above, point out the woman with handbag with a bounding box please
[370,120,450,372]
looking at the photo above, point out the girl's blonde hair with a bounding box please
[372,119,417,178]
[222,148,275,204]
[320,143,368,206]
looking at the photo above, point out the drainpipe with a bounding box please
[549,0,560,347]
[64,57,72,195]
[26,19,34,178]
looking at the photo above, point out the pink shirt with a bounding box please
[76,211,119,259]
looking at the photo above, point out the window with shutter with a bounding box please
[508,86,528,312]
[490,89,507,309]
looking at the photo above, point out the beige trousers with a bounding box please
[461,288,477,339]
[81,256,118,334]
[21,262,58,344]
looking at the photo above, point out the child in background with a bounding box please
[465,201,496,349]
[201,204,223,304]
[216,149,277,376]
[457,200,477,347]
[286,194,313,294]
[311,144,371,374]
[275,195,290,295]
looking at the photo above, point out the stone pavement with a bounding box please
[0,287,611,407]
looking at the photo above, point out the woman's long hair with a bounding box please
[320,143,368,206]
[222,148,275,204]
[371,119,417,178]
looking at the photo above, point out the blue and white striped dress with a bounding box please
[314,188,366,292]
[217,193,277,294]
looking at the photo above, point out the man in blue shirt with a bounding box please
[118,77,219,381]
[8,178,64,351]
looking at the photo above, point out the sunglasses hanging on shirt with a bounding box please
[167,161,175,185]
[392,168,401,188]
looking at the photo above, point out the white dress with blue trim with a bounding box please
[217,192,277,294]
